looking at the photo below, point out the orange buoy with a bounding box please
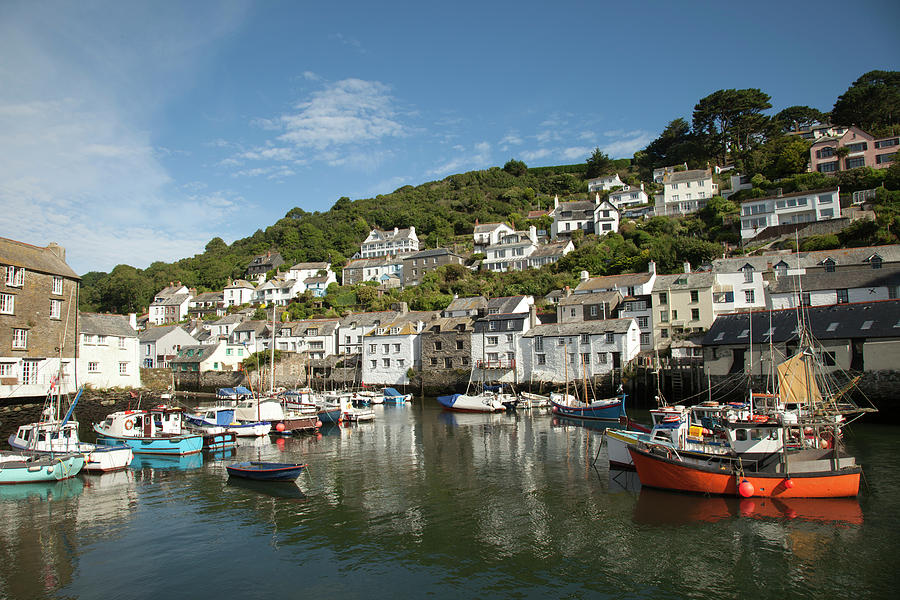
[738,479,754,498]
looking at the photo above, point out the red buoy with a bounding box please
[275,422,285,432]
[784,478,795,489]
[738,479,754,498]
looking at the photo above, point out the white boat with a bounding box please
[186,407,271,437]
[9,386,132,472]
[436,392,505,413]
[94,405,203,456]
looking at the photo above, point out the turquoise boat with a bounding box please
[94,405,203,456]
[0,451,85,484]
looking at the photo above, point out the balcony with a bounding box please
[476,359,516,370]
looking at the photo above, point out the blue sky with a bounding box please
[1,0,897,275]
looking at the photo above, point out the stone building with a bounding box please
[1,238,80,398]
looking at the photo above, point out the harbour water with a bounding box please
[1,402,897,599]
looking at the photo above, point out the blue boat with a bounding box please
[382,387,413,403]
[94,405,203,456]
[0,451,85,484]
[317,406,342,423]
[549,392,627,422]
[226,461,307,482]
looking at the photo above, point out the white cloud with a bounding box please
[426,141,492,177]
[600,131,654,158]
[329,33,367,54]
[520,148,553,162]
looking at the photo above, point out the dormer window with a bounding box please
[871,255,883,269]
[742,265,754,283]
[823,258,836,273]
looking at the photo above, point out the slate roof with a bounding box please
[404,248,464,260]
[767,263,900,294]
[653,272,716,290]
[444,296,487,313]
[366,311,439,336]
[0,238,79,279]
[138,325,189,342]
[703,300,900,345]
[524,318,635,337]
[191,292,223,303]
[79,313,137,337]
[151,293,190,307]
[666,169,712,183]
[289,262,329,270]
[474,223,509,233]
[225,279,255,289]
[424,316,476,333]
[575,271,653,292]
[339,311,402,329]
[233,320,269,335]
[213,314,245,326]
[529,242,571,258]
[368,227,416,241]
[344,255,410,269]
[486,296,529,314]
[559,290,622,307]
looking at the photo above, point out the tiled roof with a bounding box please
[79,313,137,337]
[444,296,487,312]
[767,263,900,294]
[524,318,635,337]
[667,169,711,183]
[0,237,79,279]
[559,290,622,307]
[575,271,652,291]
[138,325,188,342]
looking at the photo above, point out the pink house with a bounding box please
[809,125,899,173]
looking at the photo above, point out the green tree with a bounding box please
[503,159,528,176]
[585,148,613,178]
[774,105,828,132]
[832,70,900,130]
[639,118,708,171]
[692,88,773,163]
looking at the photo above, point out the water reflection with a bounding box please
[0,477,84,502]
[130,453,203,471]
[226,477,308,502]
[634,487,864,525]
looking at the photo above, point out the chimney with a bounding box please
[648,260,656,275]
[580,270,589,281]
[554,194,559,209]
[564,285,571,297]
[595,192,601,205]
[46,242,66,262]
[529,304,539,329]
[128,313,137,330]
[683,262,691,274]
[528,225,537,243]
[394,227,399,235]
[639,183,644,191]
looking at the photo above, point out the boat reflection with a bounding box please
[608,468,642,493]
[633,487,863,525]
[551,417,625,433]
[438,411,503,428]
[206,449,237,462]
[0,477,85,502]
[130,453,203,471]
[226,477,308,502]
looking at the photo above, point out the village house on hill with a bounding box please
[1,238,80,398]
[654,168,718,217]
[359,227,419,258]
[138,324,196,369]
[148,282,191,326]
[809,125,898,173]
[245,250,284,282]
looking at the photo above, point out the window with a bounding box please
[382,344,390,353]
[801,292,811,306]
[456,339,464,350]
[660,328,669,339]
[392,343,400,353]
[506,334,514,343]
[487,352,499,363]
[597,353,607,364]
[487,336,498,345]
[581,334,590,344]
[0,293,13,314]
[875,138,899,149]
[534,335,544,352]
[369,344,377,353]
[640,332,651,346]
[871,256,883,269]
[536,354,546,366]
[743,267,754,283]
[691,308,700,320]
[50,276,63,295]
[5,266,25,287]
[817,161,838,173]
[489,321,497,331]
[658,292,667,305]
[605,333,614,344]
[820,208,834,218]
[581,352,590,366]
[434,341,443,351]
[430,357,438,366]
[0,363,12,378]
[88,362,100,373]
[50,299,62,320]
[119,337,127,349]
[444,357,453,368]
[119,362,128,375]
[845,156,866,169]
[569,353,577,366]
[836,289,849,304]
[21,360,38,385]
[744,290,755,303]
[12,329,27,349]
[507,321,514,330]
[382,358,390,367]
[823,259,836,273]
[846,142,868,153]
[589,305,598,317]
[660,310,669,323]
[370,360,377,369]
[876,152,896,165]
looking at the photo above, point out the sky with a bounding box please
[1,0,898,275]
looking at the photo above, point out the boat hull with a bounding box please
[437,393,504,413]
[0,453,85,484]
[94,429,203,456]
[8,434,132,472]
[550,395,626,421]
[317,407,342,423]
[226,461,306,482]
[628,445,861,498]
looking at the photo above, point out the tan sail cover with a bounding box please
[777,352,822,406]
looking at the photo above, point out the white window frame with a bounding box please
[0,363,13,378]
[88,362,100,373]
[50,299,62,320]
[52,276,63,295]
[5,266,25,287]
[0,293,13,315]
[119,362,128,375]
[21,359,38,384]
[12,328,27,349]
